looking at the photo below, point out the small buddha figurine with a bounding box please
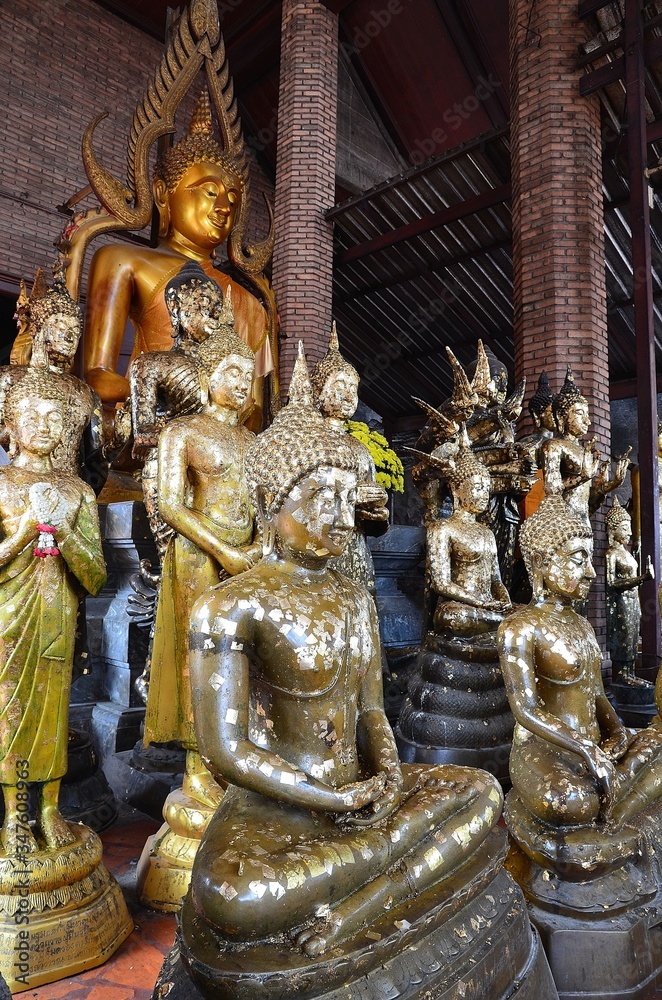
[498,494,662,872]
[0,369,131,988]
[605,498,653,685]
[137,319,261,910]
[397,440,514,778]
[542,367,629,524]
[83,89,272,429]
[310,322,388,591]
[0,273,106,494]
[177,345,513,997]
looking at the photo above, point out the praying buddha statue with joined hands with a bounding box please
[182,345,502,971]
[84,90,272,430]
[498,494,662,876]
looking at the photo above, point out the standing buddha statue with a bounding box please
[137,318,261,911]
[0,273,106,494]
[0,370,131,991]
[605,498,654,685]
[310,323,388,592]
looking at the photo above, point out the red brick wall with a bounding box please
[1,0,272,314]
[510,0,610,649]
[273,0,338,391]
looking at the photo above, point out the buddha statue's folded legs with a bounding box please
[192,765,501,955]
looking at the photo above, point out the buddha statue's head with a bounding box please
[528,370,555,432]
[552,367,590,438]
[311,322,360,422]
[446,446,491,515]
[520,495,595,601]
[164,260,225,345]
[246,343,358,561]
[196,319,255,414]
[606,497,632,547]
[29,277,82,371]
[5,369,68,459]
[467,341,508,409]
[153,90,244,256]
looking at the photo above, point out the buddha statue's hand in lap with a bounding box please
[186,347,502,958]
[497,495,662,874]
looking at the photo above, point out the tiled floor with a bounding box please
[23,816,176,1000]
[14,813,662,1000]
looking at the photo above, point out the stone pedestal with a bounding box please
[86,502,158,762]
[368,526,425,649]
[152,830,557,1000]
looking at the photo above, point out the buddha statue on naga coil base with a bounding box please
[498,494,662,1000]
[396,435,515,783]
[154,345,557,1000]
[0,370,131,992]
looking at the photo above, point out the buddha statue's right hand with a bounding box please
[584,743,617,822]
[334,773,387,817]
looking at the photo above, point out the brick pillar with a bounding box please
[510,0,610,651]
[273,0,338,389]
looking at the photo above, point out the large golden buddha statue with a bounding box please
[498,494,662,998]
[163,347,557,1000]
[83,91,272,430]
[0,370,131,990]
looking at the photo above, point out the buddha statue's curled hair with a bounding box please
[519,495,592,582]
[154,90,244,193]
[446,446,489,491]
[5,369,69,427]
[245,343,358,516]
[310,322,359,405]
[29,276,82,330]
[552,367,587,433]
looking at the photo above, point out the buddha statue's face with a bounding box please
[454,472,490,516]
[175,282,224,343]
[157,161,241,252]
[533,403,555,432]
[611,521,632,546]
[274,466,357,560]
[318,371,359,421]
[41,313,80,366]
[563,401,590,438]
[209,355,255,412]
[540,536,595,602]
[10,397,64,457]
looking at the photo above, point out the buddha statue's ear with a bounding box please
[153,179,170,238]
[530,551,547,596]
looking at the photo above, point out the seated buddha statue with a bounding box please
[83,90,272,431]
[498,494,662,877]
[396,440,514,778]
[174,347,538,1000]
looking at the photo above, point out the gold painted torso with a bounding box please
[430,514,496,604]
[217,564,374,787]
[178,412,254,545]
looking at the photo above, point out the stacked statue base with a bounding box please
[152,826,556,1000]
[506,794,662,1000]
[396,630,513,782]
[0,824,132,992]
[136,770,219,913]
